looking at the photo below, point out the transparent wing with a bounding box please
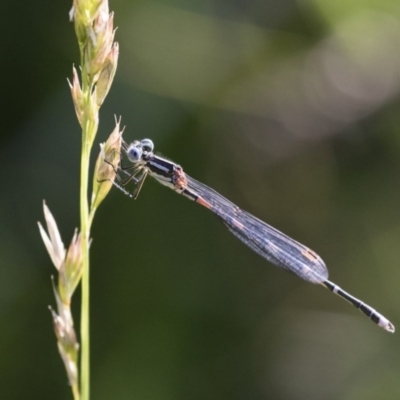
[186,175,328,284]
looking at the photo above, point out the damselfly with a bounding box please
[110,138,394,333]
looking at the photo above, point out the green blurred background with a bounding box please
[1,0,400,399]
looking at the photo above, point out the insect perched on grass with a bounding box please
[109,138,394,333]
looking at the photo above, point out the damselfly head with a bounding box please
[125,138,155,164]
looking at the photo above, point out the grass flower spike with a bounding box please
[39,1,119,399]
[38,202,81,399]
[68,67,84,126]
[91,118,122,216]
[38,201,66,271]
[49,305,79,399]
[95,42,119,107]
[59,231,84,304]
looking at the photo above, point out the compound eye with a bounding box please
[127,145,143,163]
[141,138,154,153]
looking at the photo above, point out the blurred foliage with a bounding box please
[1,0,400,399]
